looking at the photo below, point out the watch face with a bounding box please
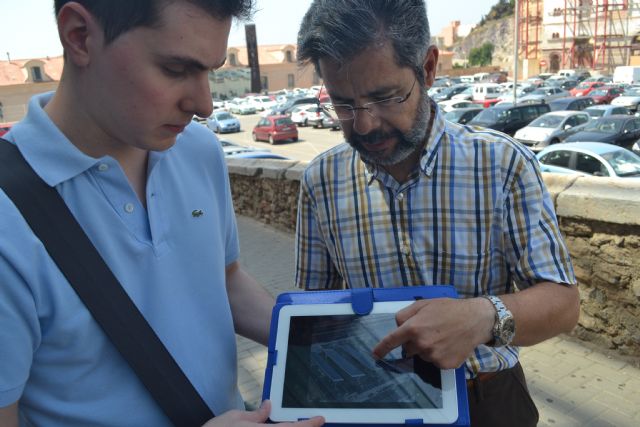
[500,318,516,344]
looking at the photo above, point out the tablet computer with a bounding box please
[266,300,460,425]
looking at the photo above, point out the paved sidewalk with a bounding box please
[236,215,640,426]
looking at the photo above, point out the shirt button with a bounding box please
[396,193,404,201]
[98,163,109,172]
[402,244,411,256]
[124,203,135,213]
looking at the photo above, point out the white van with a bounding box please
[472,83,502,102]
[613,66,640,85]
[558,69,577,79]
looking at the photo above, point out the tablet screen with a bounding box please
[282,313,443,409]
[268,302,459,424]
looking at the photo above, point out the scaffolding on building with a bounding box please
[518,0,544,61]
[559,0,631,72]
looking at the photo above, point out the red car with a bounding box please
[570,81,605,97]
[588,86,624,104]
[252,115,298,144]
[0,122,16,137]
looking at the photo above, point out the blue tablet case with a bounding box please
[262,285,470,426]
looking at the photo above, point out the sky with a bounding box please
[1,0,498,60]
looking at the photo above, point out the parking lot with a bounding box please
[210,113,344,162]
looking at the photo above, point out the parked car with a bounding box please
[291,104,340,129]
[252,115,298,144]
[514,110,591,152]
[228,100,256,115]
[564,115,640,149]
[560,79,579,91]
[472,83,502,102]
[0,122,15,137]
[519,87,570,103]
[248,95,277,112]
[570,81,605,97]
[206,111,241,133]
[588,86,624,105]
[443,107,483,125]
[547,96,594,112]
[218,140,290,160]
[584,105,632,119]
[270,97,319,116]
[212,98,225,109]
[431,84,470,102]
[451,86,474,101]
[469,103,551,136]
[437,99,475,112]
[536,142,640,179]
[610,86,640,113]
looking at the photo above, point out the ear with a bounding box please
[56,2,103,68]
[422,45,439,88]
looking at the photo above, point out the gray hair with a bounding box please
[297,0,431,82]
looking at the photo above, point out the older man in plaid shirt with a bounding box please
[294,1,580,426]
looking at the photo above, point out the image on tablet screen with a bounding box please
[282,314,443,409]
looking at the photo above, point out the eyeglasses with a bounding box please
[323,77,417,122]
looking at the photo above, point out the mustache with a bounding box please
[349,129,403,146]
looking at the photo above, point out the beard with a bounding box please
[347,88,432,166]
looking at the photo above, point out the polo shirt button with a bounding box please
[124,203,135,213]
[98,163,109,172]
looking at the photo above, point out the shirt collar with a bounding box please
[9,92,102,187]
[362,99,446,184]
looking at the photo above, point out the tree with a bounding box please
[468,42,494,67]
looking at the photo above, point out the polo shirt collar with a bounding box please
[10,92,101,187]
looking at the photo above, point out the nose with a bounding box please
[352,109,381,135]
[182,72,214,119]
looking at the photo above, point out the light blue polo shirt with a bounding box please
[0,93,243,426]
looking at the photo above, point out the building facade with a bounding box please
[211,44,320,98]
[0,56,63,123]
[519,0,640,75]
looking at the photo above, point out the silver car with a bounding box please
[514,110,591,152]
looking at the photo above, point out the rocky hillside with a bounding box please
[452,16,515,71]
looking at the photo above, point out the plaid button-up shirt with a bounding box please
[294,104,576,377]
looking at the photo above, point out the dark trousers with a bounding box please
[468,363,539,427]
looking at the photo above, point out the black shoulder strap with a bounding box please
[0,138,215,427]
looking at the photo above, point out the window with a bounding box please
[287,74,295,88]
[261,76,269,91]
[285,50,293,63]
[541,151,571,168]
[31,66,43,82]
[564,117,578,128]
[576,114,590,125]
[229,53,237,66]
[576,154,608,176]
[521,106,538,122]
[0,102,3,121]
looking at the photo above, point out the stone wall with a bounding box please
[227,159,640,360]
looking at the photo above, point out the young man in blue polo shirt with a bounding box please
[0,1,323,426]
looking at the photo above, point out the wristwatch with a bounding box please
[482,295,515,347]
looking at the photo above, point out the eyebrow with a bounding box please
[331,84,404,104]
[158,55,227,71]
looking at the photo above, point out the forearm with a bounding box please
[0,402,19,427]
[225,262,275,346]
[500,281,580,346]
